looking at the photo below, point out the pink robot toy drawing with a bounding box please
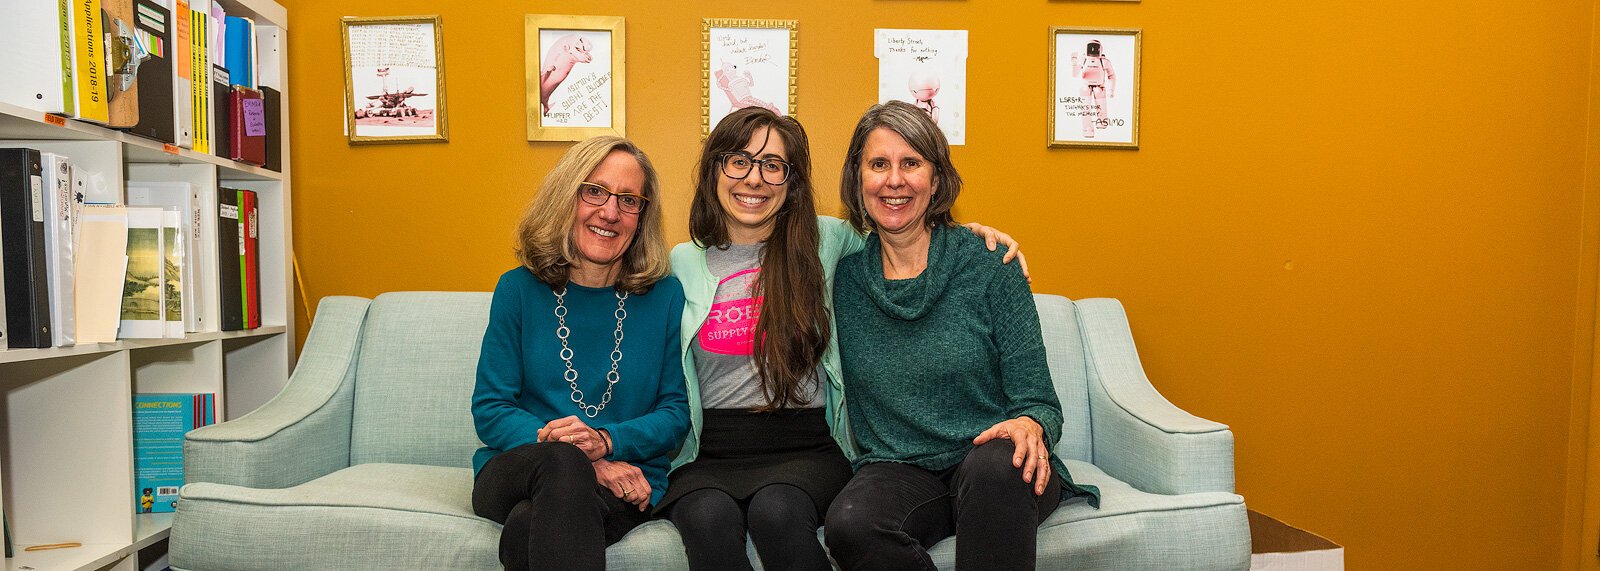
[714,61,781,115]
[1071,40,1116,138]
[908,67,941,125]
[539,34,593,116]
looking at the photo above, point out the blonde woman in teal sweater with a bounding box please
[825,101,1100,570]
[660,107,1027,571]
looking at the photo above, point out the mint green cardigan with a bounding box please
[667,216,866,470]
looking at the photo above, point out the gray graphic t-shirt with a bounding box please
[693,243,822,409]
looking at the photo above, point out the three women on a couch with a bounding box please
[470,103,1095,571]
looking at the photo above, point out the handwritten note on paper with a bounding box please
[241,98,266,136]
[874,29,969,145]
[348,24,436,68]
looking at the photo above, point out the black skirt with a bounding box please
[655,408,852,518]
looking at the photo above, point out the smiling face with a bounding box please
[859,127,937,238]
[717,126,790,244]
[569,150,645,286]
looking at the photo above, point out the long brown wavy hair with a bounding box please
[689,108,829,411]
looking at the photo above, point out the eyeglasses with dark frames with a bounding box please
[577,182,649,214]
[717,152,792,185]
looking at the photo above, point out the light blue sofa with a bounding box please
[168,292,1250,570]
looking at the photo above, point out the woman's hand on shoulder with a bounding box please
[593,459,652,511]
[973,416,1053,496]
[962,222,1031,283]
[539,416,607,461]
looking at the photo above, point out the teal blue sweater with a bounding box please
[472,268,690,505]
[834,225,1099,505]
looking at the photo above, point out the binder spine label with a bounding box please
[30,176,44,222]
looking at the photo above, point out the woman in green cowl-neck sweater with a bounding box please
[825,101,1100,571]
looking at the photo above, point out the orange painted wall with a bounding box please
[280,0,1599,567]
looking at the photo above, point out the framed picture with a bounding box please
[703,19,797,136]
[875,29,969,145]
[1049,27,1140,149]
[342,15,448,144]
[525,15,626,142]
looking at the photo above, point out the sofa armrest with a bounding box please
[1076,298,1236,496]
[184,296,371,489]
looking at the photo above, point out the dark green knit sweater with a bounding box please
[834,225,1099,506]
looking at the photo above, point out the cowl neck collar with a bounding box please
[853,225,974,321]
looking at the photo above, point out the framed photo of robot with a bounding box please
[525,15,627,142]
[342,15,449,144]
[703,19,798,137]
[1049,27,1140,149]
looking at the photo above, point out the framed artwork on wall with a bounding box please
[342,15,448,144]
[525,15,626,142]
[703,18,797,136]
[1049,26,1140,149]
[875,29,969,145]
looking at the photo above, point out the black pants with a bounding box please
[669,484,827,571]
[472,442,651,571]
[824,441,1064,571]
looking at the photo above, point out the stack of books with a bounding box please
[0,0,282,170]
[1,146,265,348]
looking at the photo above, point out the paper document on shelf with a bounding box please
[75,206,130,343]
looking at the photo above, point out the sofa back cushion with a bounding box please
[1034,294,1092,463]
[350,292,491,468]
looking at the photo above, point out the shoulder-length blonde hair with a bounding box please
[514,136,670,293]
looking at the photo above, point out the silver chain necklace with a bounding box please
[554,287,628,418]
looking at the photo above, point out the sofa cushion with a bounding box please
[350,292,491,468]
[1037,294,1092,463]
[172,463,500,570]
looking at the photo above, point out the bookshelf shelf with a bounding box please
[0,102,283,182]
[0,0,291,569]
[0,327,287,365]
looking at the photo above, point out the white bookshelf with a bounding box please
[0,0,292,569]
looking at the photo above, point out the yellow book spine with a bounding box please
[56,0,76,116]
[193,12,209,153]
[72,0,108,122]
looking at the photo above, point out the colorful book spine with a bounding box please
[191,5,210,154]
[241,189,259,328]
[133,393,216,513]
[56,0,77,116]
[70,0,109,123]
[228,86,266,166]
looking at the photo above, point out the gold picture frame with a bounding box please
[1048,26,1140,149]
[702,18,797,136]
[526,15,626,142]
[342,15,448,144]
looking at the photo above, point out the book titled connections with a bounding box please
[0,149,52,349]
[133,393,216,513]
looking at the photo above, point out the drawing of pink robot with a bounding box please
[908,66,941,125]
[714,61,781,115]
[540,35,593,116]
[1071,40,1116,138]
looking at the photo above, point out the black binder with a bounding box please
[261,86,281,171]
[0,149,52,348]
[217,187,243,331]
[125,0,175,143]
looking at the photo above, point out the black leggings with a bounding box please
[669,484,827,571]
[824,440,1064,570]
[471,442,650,571]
